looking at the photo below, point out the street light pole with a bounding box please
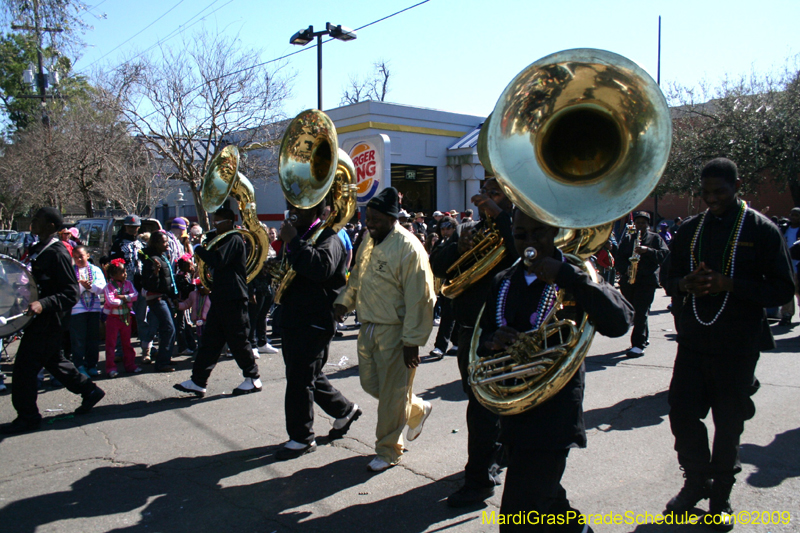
[290,22,357,110]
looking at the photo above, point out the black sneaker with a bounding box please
[75,387,106,415]
[779,316,792,327]
[447,485,495,508]
[329,405,362,440]
[664,475,712,514]
[0,417,42,434]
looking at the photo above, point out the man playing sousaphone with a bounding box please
[477,208,633,532]
[430,176,518,507]
[273,197,361,460]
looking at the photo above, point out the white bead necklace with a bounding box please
[689,202,747,326]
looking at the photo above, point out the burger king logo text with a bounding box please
[349,141,381,204]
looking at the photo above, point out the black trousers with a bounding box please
[500,447,585,533]
[457,326,503,488]
[12,319,97,422]
[668,345,759,482]
[282,327,352,444]
[434,296,456,351]
[248,291,272,347]
[620,282,656,349]
[191,299,258,387]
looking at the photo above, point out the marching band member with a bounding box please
[664,158,794,530]
[2,208,105,434]
[614,211,669,358]
[174,206,261,397]
[479,208,632,532]
[274,198,361,460]
[430,177,518,507]
[334,187,436,473]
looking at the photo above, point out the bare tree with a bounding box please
[119,29,292,229]
[340,60,391,105]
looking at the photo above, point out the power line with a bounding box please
[80,0,188,71]
[201,0,432,89]
[131,0,431,122]
[133,0,230,60]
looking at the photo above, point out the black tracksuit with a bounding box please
[192,233,258,387]
[665,201,794,488]
[279,227,355,444]
[614,229,669,349]
[11,237,99,422]
[479,253,633,532]
[430,211,518,490]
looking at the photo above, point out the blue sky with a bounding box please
[71,0,799,119]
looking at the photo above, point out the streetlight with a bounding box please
[175,190,185,218]
[290,22,357,110]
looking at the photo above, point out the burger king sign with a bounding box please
[349,140,383,206]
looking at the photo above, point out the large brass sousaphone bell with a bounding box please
[196,145,271,289]
[270,109,357,304]
[469,49,672,416]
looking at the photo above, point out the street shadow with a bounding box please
[325,364,360,382]
[418,378,466,403]
[584,390,669,432]
[771,335,800,353]
[0,394,232,441]
[629,519,705,532]
[297,472,485,533]
[584,350,630,372]
[740,427,800,488]
[0,446,479,533]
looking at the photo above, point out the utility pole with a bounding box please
[11,0,63,127]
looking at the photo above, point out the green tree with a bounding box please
[659,58,800,206]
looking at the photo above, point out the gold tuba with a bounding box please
[468,48,672,416]
[196,144,271,290]
[271,109,357,304]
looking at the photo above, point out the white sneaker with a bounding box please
[232,377,262,396]
[251,348,260,359]
[285,439,315,450]
[367,456,393,472]
[174,379,206,398]
[258,342,279,354]
[433,318,441,326]
[406,401,432,441]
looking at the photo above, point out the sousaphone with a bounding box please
[469,49,672,415]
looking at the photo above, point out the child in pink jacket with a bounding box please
[103,259,140,377]
[178,281,211,341]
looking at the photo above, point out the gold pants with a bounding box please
[357,322,426,464]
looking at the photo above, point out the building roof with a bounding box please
[448,122,484,151]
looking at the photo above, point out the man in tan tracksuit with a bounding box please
[334,187,436,473]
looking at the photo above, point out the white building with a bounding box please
[159,101,488,226]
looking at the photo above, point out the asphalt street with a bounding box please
[1,293,798,533]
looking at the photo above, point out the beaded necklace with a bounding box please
[75,264,96,309]
[689,201,747,326]
[111,279,131,326]
[496,275,559,329]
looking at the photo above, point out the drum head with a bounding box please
[0,255,37,337]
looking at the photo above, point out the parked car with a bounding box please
[74,217,163,263]
[7,231,36,259]
[0,231,18,256]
